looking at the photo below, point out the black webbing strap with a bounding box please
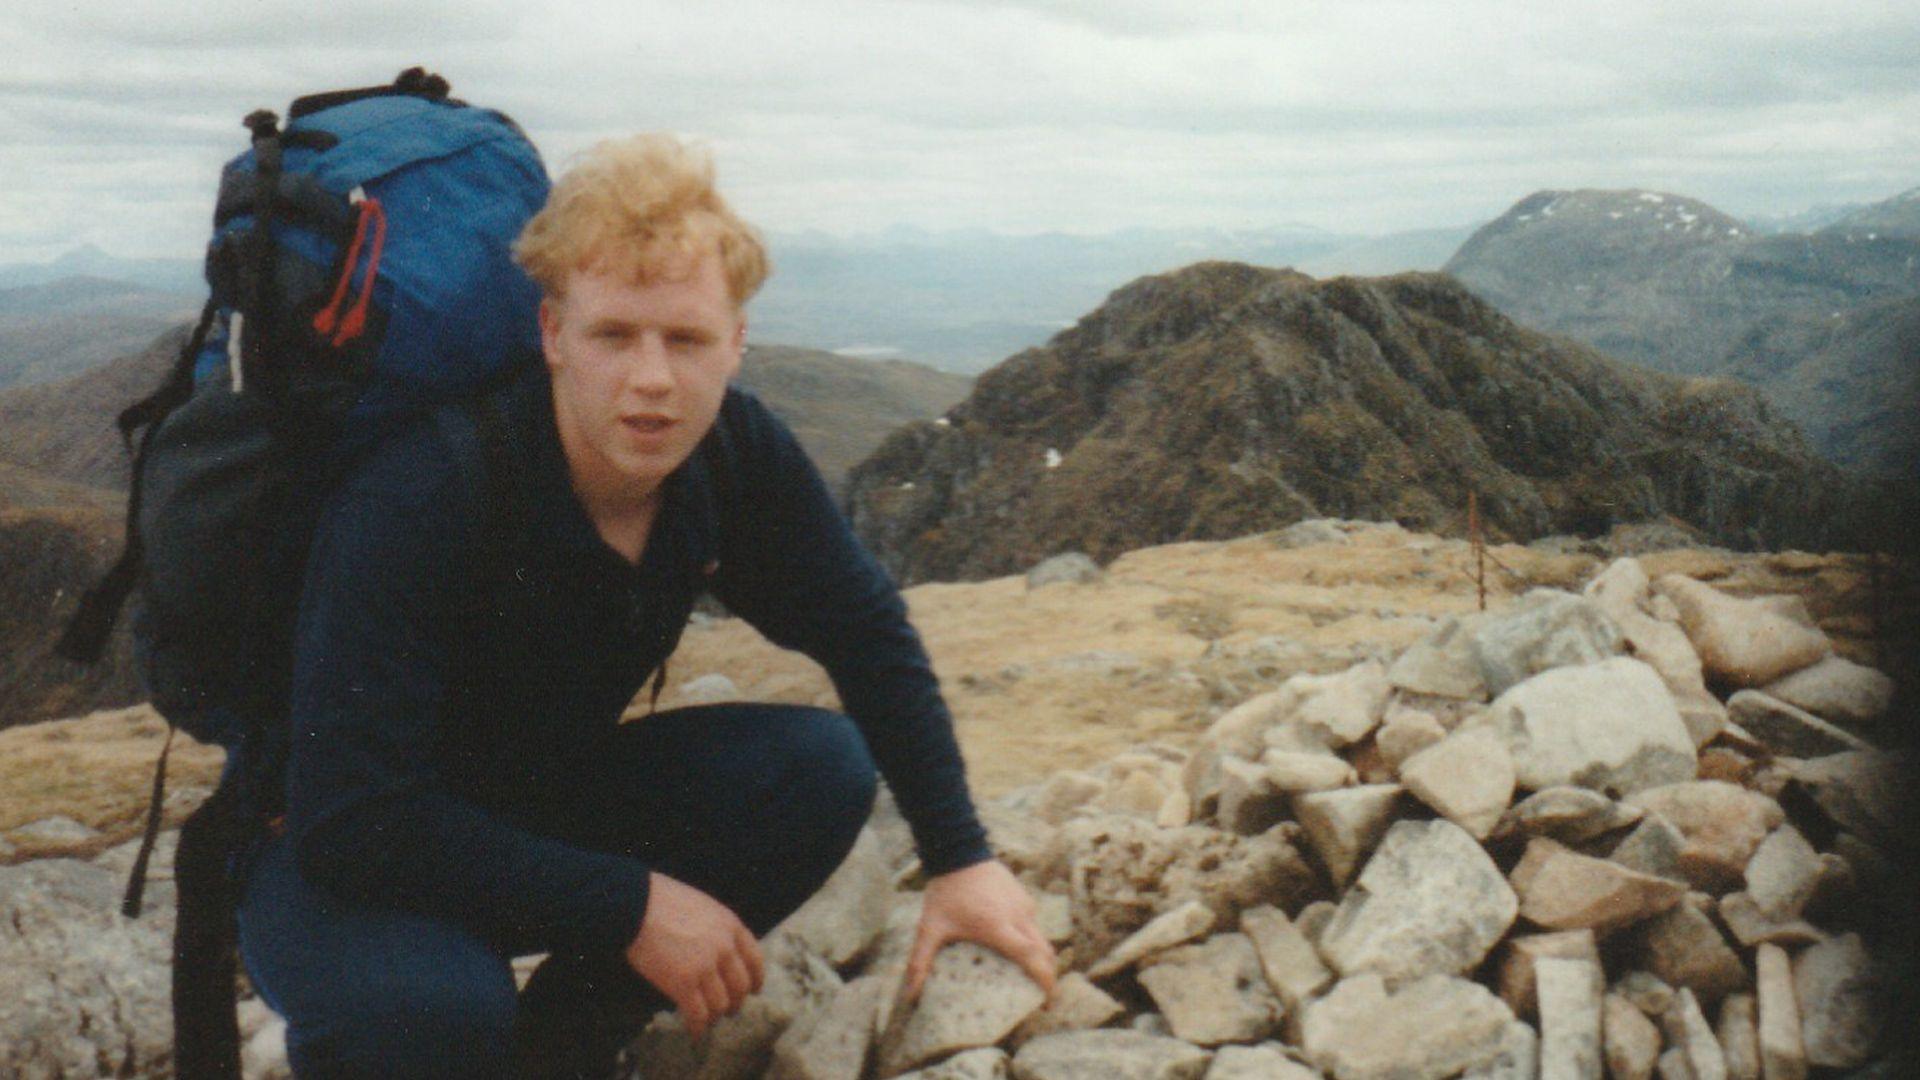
[238,110,283,400]
[55,298,219,664]
[171,776,249,1080]
[120,724,176,918]
[288,66,455,120]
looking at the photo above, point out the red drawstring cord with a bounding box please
[311,196,387,346]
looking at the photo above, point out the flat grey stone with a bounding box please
[1291,784,1402,888]
[1498,930,1599,1019]
[1303,973,1518,1080]
[1792,933,1886,1070]
[1510,839,1686,932]
[1469,589,1624,697]
[1028,552,1104,589]
[1205,1043,1318,1080]
[1602,994,1660,1080]
[1086,901,1216,980]
[768,975,887,1080]
[1628,902,1748,1004]
[1759,656,1894,724]
[1400,725,1515,839]
[1320,819,1517,984]
[1388,615,1491,701]
[1010,973,1123,1046]
[1138,933,1283,1047]
[897,1048,1013,1079]
[1535,957,1603,1080]
[1239,904,1332,1011]
[1726,692,1872,759]
[1499,786,1641,844]
[1716,994,1760,1080]
[1485,658,1696,797]
[1742,826,1822,922]
[1753,945,1806,1080]
[1661,989,1727,1080]
[1011,1030,1211,1080]
[876,943,1048,1076]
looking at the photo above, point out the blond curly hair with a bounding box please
[513,134,769,306]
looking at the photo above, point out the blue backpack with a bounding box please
[55,68,550,1077]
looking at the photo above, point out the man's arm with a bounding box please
[705,390,1055,996]
[284,425,653,957]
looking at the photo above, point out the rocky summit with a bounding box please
[847,262,1857,585]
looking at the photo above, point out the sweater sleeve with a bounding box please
[283,425,653,956]
[707,390,993,876]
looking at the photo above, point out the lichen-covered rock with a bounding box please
[1467,588,1624,697]
[1010,973,1124,1047]
[1086,901,1216,980]
[1792,934,1886,1069]
[1622,783,1785,893]
[1742,826,1822,922]
[1510,839,1687,932]
[1534,956,1603,1080]
[1011,1030,1212,1080]
[1063,819,1317,959]
[1399,725,1515,839]
[1759,655,1894,725]
[1136,933,1284,1047]
[1484,658,1697,797]
[0,858,173,1080]
[1293,783,1403,888]
[1626,901,1749,1004]
[1388,615,1491,701]
[1498,930,1600,1019]
[1654,576,1830,688]
[1725,692,1873,759]
[1319,819,1518,983]
[1303,973,1519,1080]
[769,975,888,1080]
[876,943,1049,1076]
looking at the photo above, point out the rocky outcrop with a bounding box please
[847,262,1859,585]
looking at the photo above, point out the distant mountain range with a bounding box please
[0,277,198,391]
[847,262,1874,584]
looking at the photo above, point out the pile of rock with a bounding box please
[629,557,1905,1079]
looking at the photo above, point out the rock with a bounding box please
[1656,1047,1692,1080]
[1500,787,1642,844]
[1137,933,1285,1046]
[8,815,102,846]
[1399,725,1515,839]
[1036,772,1112,826]
[1274,519,1352,549]
[1028,552,1105,589]
[1715,893,1824,949]
[677,672,741,704]
[1378,709,1448,770]
[1715,994,1760,1080]
[1204,1043,1317,1080]
[1294,901,1337,948]
[1281,661,1392,748]
[898,1047,1013,1079]
[1653,576,1830,688]
[1099,767,1178,820]
[768,974,888,1080]
[1609,814,1689,883]
[630,935,844,1080]
[1292,784,1403,888]
[1628,901,1748,1004]
[1786,751,1903,848]
[1613,971,1677,1017]
[0,859,173,1079]
[1603,993,1662,1080]
[1622,783,1785,893]
[1791,934,1885,1069]
[1662,990,1728,1080]
[1465,1020,1541,1080]
[1037,894,1074,946]
[1511,839,1687,932]
[1264,749,1359,793]
[1086,901,1217,980]
[1469,589,1625,697]
[1725,692,1873,758]
[1204,693,1290,760]
[1319,819,1518,983]
[1010,1030,1212,1080]
[1239,905,1333,1012]
[876,943,1049,1076]
[1131,1013,1174,1038]
[1499,930,1600,1019]
[1536,957,1605,1080]
[1485,658,1697,796]
[1753,945,1806,1080]
[1063,818,1317,959]
[1742,827,1821,922]
[1389,615,1492,701]
[1583,557,1652,622]
[1302,973,1519,1080]
[1010,973,1124,1046]
[775,826,895,966]
[1215,756,1288,835]
[1759,656,1894,725]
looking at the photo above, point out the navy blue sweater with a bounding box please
[285,366,990,956]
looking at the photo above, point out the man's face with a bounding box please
[542,252,744,504]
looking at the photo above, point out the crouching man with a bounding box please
[234,134,1055,1079]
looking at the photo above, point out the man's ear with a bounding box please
[539,296,562,368]
[734,317,747,348]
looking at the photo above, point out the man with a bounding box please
[235,134,1054,1079]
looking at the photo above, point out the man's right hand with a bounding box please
[624,871,764,1039]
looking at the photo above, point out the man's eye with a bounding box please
[668,332,712,347]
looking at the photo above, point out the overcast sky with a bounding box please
[3,0,1917,262]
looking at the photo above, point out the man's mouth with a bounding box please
[623,415,676,434]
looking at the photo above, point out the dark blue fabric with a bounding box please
[278,364,991,965]
[240,703,879,1080]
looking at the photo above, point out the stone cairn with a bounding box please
[0,557,1906,1079]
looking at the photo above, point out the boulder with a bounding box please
[1264,749,1359,793]
[1009,974,1124,1047]
[1388,615,1491,701]
[876,943,1049,1076]
[1510,839,1687,932]
[1028,552,1104,589]
[1622,783,1785,893]
[1468,589,1624,697]
[1627,901,1748,1004]
[1377,709,1447,771]
[1609,814,1689,884]
[1239,905,1333,1012]
[1214,756,1287,835]
[1715,994,1760,1080]
[1292,784,1403,888]
[1464,1019,1541,1080]
[899,1048,1013,1079]
[1786,751,1903,849]
[1535,956,1604,1080]
[1036,772,1112,826]
[1498,930,1600,1019]
[1613,971,1677,1017]
[768,975,888,1080]
[1653,576,1830,688]
[1753,945,1806,1080]
[1086,901,1216,980]
[1302,973,1519,1080]
[1792,934,1885,1070]
[1278,662,1392,749]
[775,826,895,966]
[1741,827,1821,922]
[1484,658,1697,797]
[0,858,173,1080]
[1399,725,1515,840]
[1319,819,1518,984]
[1204,1043,1317,1080]
[1661,989,1728,1080]
[1137,933,1284,1047]
[1725,692,1872,759]
[1714,893,1824,949]
[1010,1030,1211,1080]
[1499,787,1642,844]
[1602,993,1662,1080]
[677,673,741,704]
[1759,656,1894,725]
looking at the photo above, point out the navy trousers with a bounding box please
[236,703,880,1079]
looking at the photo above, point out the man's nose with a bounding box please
[625,334,675,396]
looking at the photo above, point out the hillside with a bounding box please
[846,262,1865,586]
[1443,188,1920,377]
[0,324,182,491]
[0,505,144,730]
[735,343,971,493]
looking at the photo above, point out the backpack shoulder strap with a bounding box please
[430,387,532,587]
